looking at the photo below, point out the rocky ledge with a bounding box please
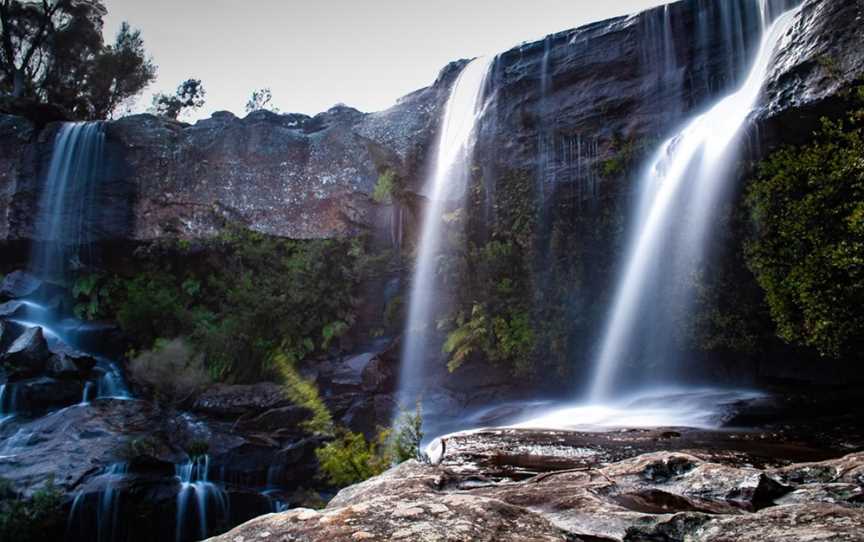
[209,427,864,542]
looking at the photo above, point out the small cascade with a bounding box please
[94,359,131,399]
[65,463,128,542]
[0,383,17,420]
[175,455,229,542]
[398,56,494,398]
[536,36,554,202]
[588,3,800,400]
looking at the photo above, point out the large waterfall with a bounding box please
[588,2,800,401]
[398,57,494,398]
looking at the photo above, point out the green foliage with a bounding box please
[315,402,426,487]
[745,90,864,359]
[315,428,392,487]
[389,402,425,463]
[271,350,333,435]
[151,78,206,120]
[372,169,396,204]
[0,2,155,119]
[116,436,159,461]
[185,439,210,460]
[0,477,64,542]
[89,227,366,383]
[245,87,278,113]
[72,272,104,320]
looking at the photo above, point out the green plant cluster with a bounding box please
[314,403,424,487]
[0,478,64,542]
[437,170,539,375]
[745,87,864,359]
[73,227,372,382]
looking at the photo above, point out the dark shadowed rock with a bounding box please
[0,270,43,300]
[2,325,50,378]
[192,382,290,418]
[11,376,83,413]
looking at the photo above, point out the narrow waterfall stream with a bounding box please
[588,3,800,401]
[398,57,494,400]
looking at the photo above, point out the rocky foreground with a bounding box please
[209,427,864,542]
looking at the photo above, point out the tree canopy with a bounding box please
[0,0,155,119]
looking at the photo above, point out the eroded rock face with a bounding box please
[208,429,864,542]
[0,0,859,248]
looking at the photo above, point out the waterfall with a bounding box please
[398,56,494,397]
[175,455,229,542]
[588,3,800,401]
[32,122,106,283]
[65,463,128,542]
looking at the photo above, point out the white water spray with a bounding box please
[588,5,799,401]
[399,57,494,397]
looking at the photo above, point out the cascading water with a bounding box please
[32,122,106,282]
[588,2,800,401]
[398,56,494,399]
[175,455,229,542]
[66,463,128,542]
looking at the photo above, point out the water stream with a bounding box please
[588,3,799,401]
[398,56,494,399]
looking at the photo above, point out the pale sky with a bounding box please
[103,0,667,120]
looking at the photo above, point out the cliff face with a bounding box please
[0,0,859,249]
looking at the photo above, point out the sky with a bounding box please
[103,0,667,120]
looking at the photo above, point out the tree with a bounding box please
[245,87,277,113]
[86,22,156,119]
[151,78,205,120]
[0,0,155,119]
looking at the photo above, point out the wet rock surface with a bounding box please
[210,428,864,542]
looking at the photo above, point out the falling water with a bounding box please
[588,3,800,400]
[399,57,494,397]
[32,122,106,283]
[175,455,229,542]
[65,463,128,542]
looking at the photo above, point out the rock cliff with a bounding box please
[0,0,859,249]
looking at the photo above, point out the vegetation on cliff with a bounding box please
[746,87,864,360]
[73,227,377,383]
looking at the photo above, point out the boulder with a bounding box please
[0,270,43,300]
[47,339,97,376]
[0,319,26,351]
[12,376,83,413]
[209,427,864,542]
[192,382,291,418]
[2,325,50,379]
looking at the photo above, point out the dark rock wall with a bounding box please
[0,0,858,247]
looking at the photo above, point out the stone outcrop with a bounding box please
[209,428,864,542]
[0,0,859,248]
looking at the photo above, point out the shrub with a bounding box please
[389,402,425,463]
[271,350,333,435]
[127,338,211,405]
[0,478,64,542]
[745,88,864,359]
[373,170,396,204]
[315,429,392,487]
